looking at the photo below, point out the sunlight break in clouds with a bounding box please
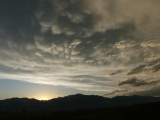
[0,0,160,98]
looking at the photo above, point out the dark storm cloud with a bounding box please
[0,0,160,95]
[0,0,40,44]
[118,78,159,87]
[0,0,153,67]
[32,0,136,66]
[35,0,133,36]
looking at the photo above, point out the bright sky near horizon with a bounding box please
[0,0,160,100]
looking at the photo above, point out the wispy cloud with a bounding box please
[118,77,159,87]
[104,89,128,96]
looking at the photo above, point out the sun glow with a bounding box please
[35,94,60,101]
[37,96,50,101]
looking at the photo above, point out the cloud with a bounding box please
[127,65,147,75]
[128,86,160,97]
[0,0,160,96]
[105,89,128,96]
[114,41,136,49]
[35,0,144,36]
[108,70,123,76]
[141,38,160,48]
[118,78,159,87]
[125,59,160,76]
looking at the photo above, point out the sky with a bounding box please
[0,0,160,100]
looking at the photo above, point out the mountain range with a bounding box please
[0,94,160,112]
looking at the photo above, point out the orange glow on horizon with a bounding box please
[29,94,61,101]
[37,96,49,101]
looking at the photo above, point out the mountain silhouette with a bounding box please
[0,94,160,112]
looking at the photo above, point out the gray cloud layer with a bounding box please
[0,0,160,96]
[118,78,159,87]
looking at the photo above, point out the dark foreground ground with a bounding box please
[0,102,160,120]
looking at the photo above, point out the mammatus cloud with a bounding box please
[0,0,160,96]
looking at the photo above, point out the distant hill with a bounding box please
[0,94,160,112]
